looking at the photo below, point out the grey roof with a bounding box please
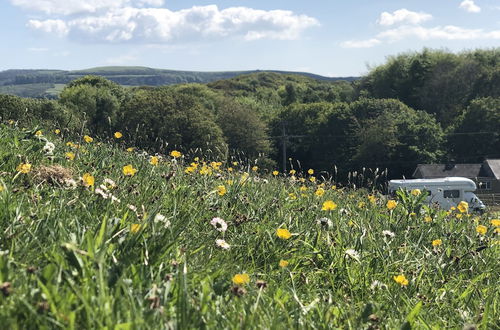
[483,159,500,180]
[413,164,483,179]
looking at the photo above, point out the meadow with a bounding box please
[0,122,498,329]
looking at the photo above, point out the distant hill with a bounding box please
[0,66,358,98]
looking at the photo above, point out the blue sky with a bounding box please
[1,0,499,76]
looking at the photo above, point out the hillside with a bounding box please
[0,66,358,98]
[0,122,498,328]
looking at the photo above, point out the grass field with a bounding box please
[0,122,498,329]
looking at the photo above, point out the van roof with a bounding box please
[388,177,476,190]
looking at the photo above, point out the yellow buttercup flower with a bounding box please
[315,187,325,197]
[114,132,123,139]
[123,164,138,177]
[386,200,397,210]
[252,166,258,172]
[393,274,409,286]
[368,194,376,204]
[457,201,468,213]
[16,163,32,173]
[217,185,226,196]
[126,147,134,152]
[54,129,61,135]
[279,259,289,268]
[272,170,279,176]
[83,135,93,143]
[170,150,182,158]
[322,200,337,211]
[65,152,75,161]
[309,176,316,183]
[289,169,296,175]
[276,228,292,240]
[35,130,43,136]
[82,173,95,187]
[424,216,432,223]
[232,273,250,286]
[490,219,500,227]
[150,156,159,166]
[411,189,421,196]
[308,169,314,175]
[432,239,442,247]
[476,225,487,235]
[288,193,297,200]
[130,224,141,233]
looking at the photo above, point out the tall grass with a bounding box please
[0,122,498,329]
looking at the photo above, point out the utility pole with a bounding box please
[275,121,305,173]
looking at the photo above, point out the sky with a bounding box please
[1,0,499,76]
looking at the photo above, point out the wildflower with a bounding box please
[64,178,77,189]
[35,130,43,136]
[43,142,55,154]
[289,169,296,175]
[345,249,360,261]
[315,187,325,197]
[370,280,387,290]
[322,200,337,211]
[170,150,181,158]
[150,156,159,166]
[82,173,95,187]
[126,147,134,152]
[279,259,289,268]
[272,170,279,176]
[232,161,238,166]
[276,228,292,240]
[240,172,249,183]
[476,225,487,235]
[393,274,409,286]
[114,132,123,139]
[490,219,500,227]
[123,164,138,176]
[83,135,93,143]
[288,193,297,200]
[65,152,75,161]
[95,188,109,199]
[103,178,117,189]
[226,179,234,185]
[210,217,228,232]
[128,204,137,212]
[456,214,463,219]
[411,189,421,196]
[358,201,366,208]
[232,273,250,286]
[154,213,166,222]
[251,166,258,172]
[331,185,337,190]
[130,224,141,233]
[185,166,196,174]
[54,129,61,135]
[8,120,14,125]
[432,239,442,247]
[16,163,32,173]
[424,216,432,223]
[217,185,226,196]
[386,200,397,210]
[300,186,308,192]
[308,169,314,175]
[382,230,395,238]
[316,217,333,228]
[457,201,468,213]
[216,239,230,250]
[309,176,316,183]
[227,167,233,172]
[368,194,377,204]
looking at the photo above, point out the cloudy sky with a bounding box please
[1,0,499,76]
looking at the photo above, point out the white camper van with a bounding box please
[388,177,486,212]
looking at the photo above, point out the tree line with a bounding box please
[0,48,498,180]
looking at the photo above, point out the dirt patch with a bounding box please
[33,165,73,186]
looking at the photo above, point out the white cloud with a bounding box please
[10,0,164,15]
[340,38,381,48]
[27,19,69,37]
[378,9,432,26]
[26,5,319,43]
[377,25,499,41]
[459,0,481,13]
[105,54,138,64]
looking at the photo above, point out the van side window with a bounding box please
[443,190,460,198]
